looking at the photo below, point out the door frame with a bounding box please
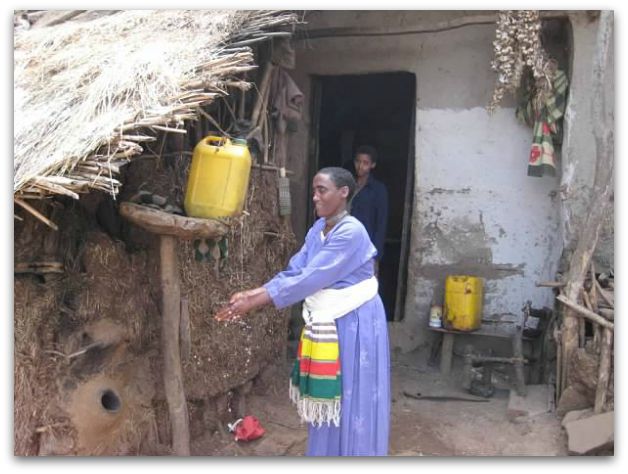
[307,75,323,224]
[308,73,416,322]
[393,93,416,322]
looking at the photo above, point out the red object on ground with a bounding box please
[230,416,265,442]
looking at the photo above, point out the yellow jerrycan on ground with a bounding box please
[184,135,252,219]
[443,275,483,331]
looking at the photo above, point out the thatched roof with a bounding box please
[13,10,298,203]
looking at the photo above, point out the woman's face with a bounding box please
[312,173,348,218]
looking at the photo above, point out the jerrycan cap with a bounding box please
[232,138,248,146]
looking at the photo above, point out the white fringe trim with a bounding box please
[289,381,341,427]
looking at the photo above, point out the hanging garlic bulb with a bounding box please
[487,10,549,113]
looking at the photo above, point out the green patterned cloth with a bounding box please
[516,69,569,177]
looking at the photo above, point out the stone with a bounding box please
[151,194,167,206]
[561,408,594,428]
[565,411,614,455]
[557,385,591,416]
[568,349,599,396]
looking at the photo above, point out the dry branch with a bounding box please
[557,295,614,330]
[598,308,614,321]
[594,327,613,413]
[251,62,275,127]
[44,342,105,361]
[14,198,59,231]
[594,278,614,308]
[536,280,565,288]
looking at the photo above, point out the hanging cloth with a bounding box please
[516,68,569,177]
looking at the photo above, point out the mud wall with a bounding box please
[14,157,294,455]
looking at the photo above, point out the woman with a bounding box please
[214,167,390,456]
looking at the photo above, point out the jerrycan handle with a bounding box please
[203,135,231,147]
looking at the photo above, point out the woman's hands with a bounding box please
[213,287,272,322]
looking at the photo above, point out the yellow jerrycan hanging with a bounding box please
[184,135,252,219]
[443,275,483,331]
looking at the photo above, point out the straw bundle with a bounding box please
[14,10,298,202]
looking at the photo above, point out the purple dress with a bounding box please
[264,216,390,456]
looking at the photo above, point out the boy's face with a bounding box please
[354,153,376,179]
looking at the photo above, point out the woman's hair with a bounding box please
[317,166,357,200]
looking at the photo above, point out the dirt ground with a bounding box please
[189,346,567,457]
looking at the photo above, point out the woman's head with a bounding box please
[313,167,356,218]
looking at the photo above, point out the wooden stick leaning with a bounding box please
[584,281,602,353]
[594,277,614,308]
[594,327,613,414]
[14,198,59,231]
[581,289,594,347]
[535,280,565,288]
[556,294,614,330]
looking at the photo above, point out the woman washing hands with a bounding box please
[214,287,270,322]
[213,167,390,456]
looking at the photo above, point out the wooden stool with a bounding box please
[428,324,528,396]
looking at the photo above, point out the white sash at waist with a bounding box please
[302,276,378,324]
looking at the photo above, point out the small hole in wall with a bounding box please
[100,389,121,413]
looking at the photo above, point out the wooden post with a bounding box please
[250,63,274,127]
[440,333,454,376]
[594,327,613,413]
[512,326,527,396]
[160,235,190,456]
[593,324,602,354]
[239,84,246,121]
[120,203,229,456]
[560,11,614,397]
[462,345,474,390]
[555,327,562,398]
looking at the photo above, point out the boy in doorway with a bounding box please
[351,145,388,275]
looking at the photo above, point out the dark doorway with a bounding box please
[311,72,415,321]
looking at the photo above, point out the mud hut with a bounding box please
[14,9,614,458]
[14,10,301,455]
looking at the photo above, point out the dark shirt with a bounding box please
[350,174,388,261]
